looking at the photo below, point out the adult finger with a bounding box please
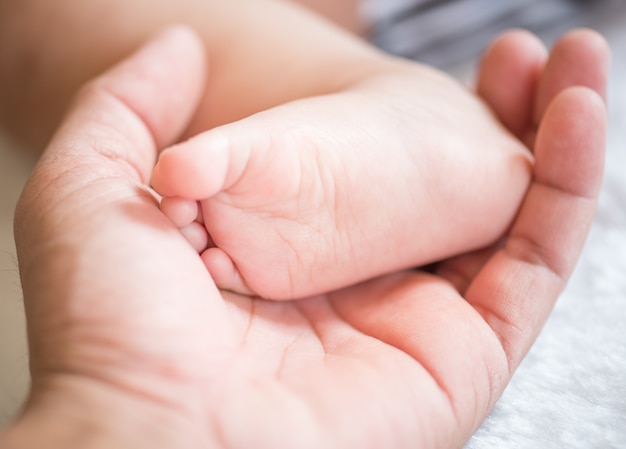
[534,29,610,127]
[13,26,213,379]
[39,25,206,184]
[464,86,606,377]
[441,30,610,292]
[477,29,547,140]
[16,25,206,261]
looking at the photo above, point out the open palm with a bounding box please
[13,28,608,449]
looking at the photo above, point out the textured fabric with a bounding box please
[364,0,601,69]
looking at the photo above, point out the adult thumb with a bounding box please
[42,25,207,184]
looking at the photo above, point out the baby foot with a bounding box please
[152,62,532,300]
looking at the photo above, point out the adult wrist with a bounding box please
[0,374,213,449]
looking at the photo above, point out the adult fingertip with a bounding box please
[44,24,208,188]
[484,29,546,55]
[535,85,607,198]
[99,24,208,150]
[477,29,547,138]
[535,28,610,121]
[141,25,206,72]
[557,28,610,84]
[558,28,611,62]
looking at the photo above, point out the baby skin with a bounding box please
[151,59,532,301]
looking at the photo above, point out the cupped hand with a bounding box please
[6,27,608,449]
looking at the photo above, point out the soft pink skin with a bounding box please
[3,27,608,449]
[152,60,533,300]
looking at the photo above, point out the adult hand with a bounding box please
[1,27,608,449]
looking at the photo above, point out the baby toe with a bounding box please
[161,197,198,227]
[201,247,256,296]
[180,221,210,253]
